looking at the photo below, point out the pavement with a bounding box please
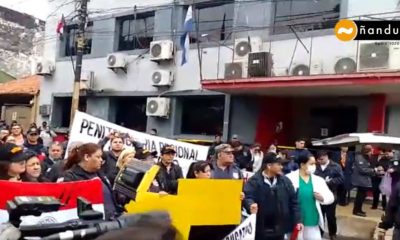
[321,201,388,240]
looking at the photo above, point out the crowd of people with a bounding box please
[1,120,400,240]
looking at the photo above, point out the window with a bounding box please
[189,1,234,43]
[65,22,93,56]
[52,97,86,128]
[115,97,147,132]
[273,0,340,34]
[180,96,225,135]
[118,12,155,51]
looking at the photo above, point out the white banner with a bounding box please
[69,111,209,172]
[223,214,256,240]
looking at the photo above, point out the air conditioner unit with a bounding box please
[224,62,248,79]
[39,105,51,116]
[107,53,127,71]
[334,57,357,74]
[146,97,170,118]
[151,70,174,87]
[80,71,95,90]
[35,60,55,76]
[291,64,310,76]
[234,37,263,61]
[150,40,174,61]
[357,42,400,72]
[248,52,273,77]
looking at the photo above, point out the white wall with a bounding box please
[346,0,399,18]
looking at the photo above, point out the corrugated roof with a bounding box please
[0,75,40,95]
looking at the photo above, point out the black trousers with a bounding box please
[353,186,368,213]
[321,202,337,237]
[372,178,387,209]
[337,184,351,206]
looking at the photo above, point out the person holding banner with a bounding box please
[287,153,334,240]
[244,152,303,240]
[62,143,122,220]
[99,133,125,184]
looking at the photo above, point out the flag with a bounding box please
[180,6,193,66]
[220,13,226,41]
[56,14,66,41]
[0,179,104,225]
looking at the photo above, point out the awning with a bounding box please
[312,133,400,147]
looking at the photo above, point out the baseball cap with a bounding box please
[27,127,39,135]
[0,143,27,163]
[215,144,234,153]
[262,152,282,165]
[161,145,176,155]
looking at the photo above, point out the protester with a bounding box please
[47,141,83,182]
[62,143,121,220]
[21,151,48,182]
[332,146,354,206]
[250,143,264,173]
[244,153,303,240]
[155,145,183,194]
[287,153,334,240]
[0,143,27,181]
[23,127,46,156]
[100,132,125,184]
[371,148,392,210]
[39,121,57,149]
[211,144,243,180]
[207,133,223,160]
[280,149,298,175]
[10,124,25,146]
[289,138,311,164]
[41,142,64,175]
[315,150,344,240]
[230,136,251,170]
[186,161,212,179]
[352,145,381,217]
[267,144,277,154]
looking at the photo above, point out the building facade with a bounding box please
[39,0,400,146]
[0,6,45,79]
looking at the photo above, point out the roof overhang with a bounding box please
[201,72,400,96]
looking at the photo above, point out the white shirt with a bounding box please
[321,160,330,171]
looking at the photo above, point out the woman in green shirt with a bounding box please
[287,153,334,240]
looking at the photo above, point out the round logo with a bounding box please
[334,19,358,42]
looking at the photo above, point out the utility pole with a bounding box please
[69,0,88,127]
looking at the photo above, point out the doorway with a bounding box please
[115,97,147,131]
[310,106,358,139]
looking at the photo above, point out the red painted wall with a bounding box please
[367,94,387,133]
[255,97,292,148]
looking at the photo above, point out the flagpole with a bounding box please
[69,0,88,128]
[193,4,203,82]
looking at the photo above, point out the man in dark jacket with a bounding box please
[315,150,344,240]
[207,133,223,160]
[289,138,311,167]
[155,145,183,194]
[244,153,303,240]
[332,146,355,206]
[23,127,46,156]
[41,142,64,176]
[352,145,381,217]
[371,148,392,210]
